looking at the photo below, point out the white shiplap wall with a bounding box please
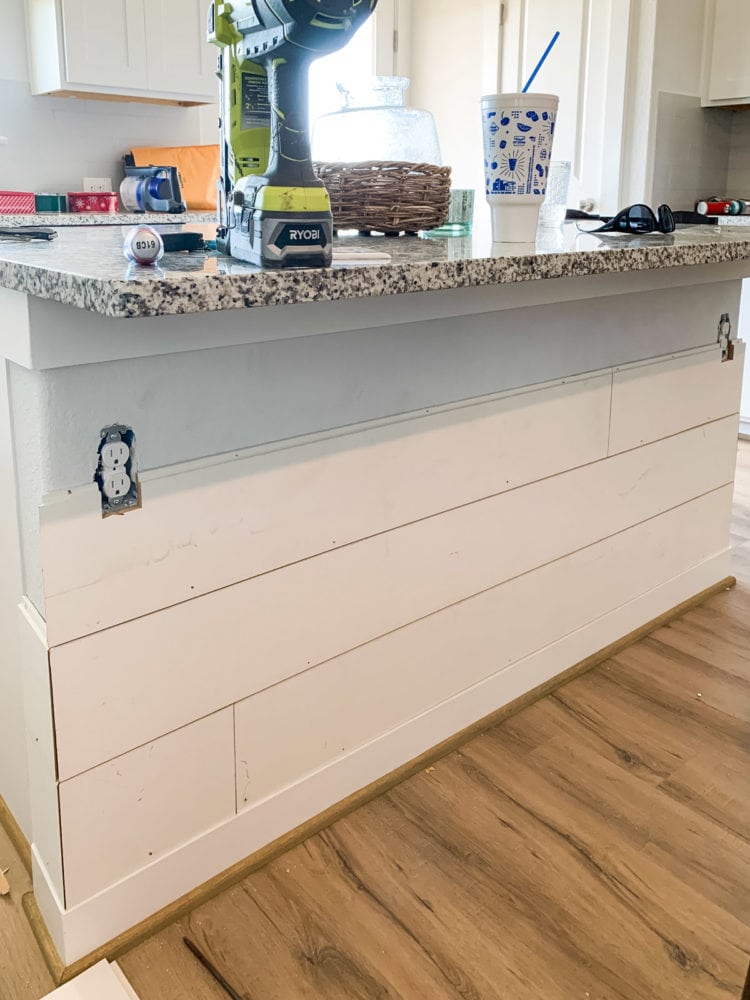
[21,338,743,963]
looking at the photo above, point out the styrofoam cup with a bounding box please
[480,93,559,242]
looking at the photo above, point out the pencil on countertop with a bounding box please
[183,936,246,1000]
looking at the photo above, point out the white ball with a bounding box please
[123,226,164,265]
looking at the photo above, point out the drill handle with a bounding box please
[265,56,320,190]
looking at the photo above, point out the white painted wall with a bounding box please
[0,0,215,193]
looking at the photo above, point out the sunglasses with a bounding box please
[580,203,676,235]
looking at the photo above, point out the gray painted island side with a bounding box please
[0,223,747,965]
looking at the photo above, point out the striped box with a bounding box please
[0,190,35,213]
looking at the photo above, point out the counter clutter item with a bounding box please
[481,92,559,242]
[123,226,164,265]
[35,193,67,213]
[0,226,57,242]
[0,190,35,213]
[314,161,451,235]
[210,0,378,268]
[120,160,187,214]
[68,192,119,213]
[312,76,442,164]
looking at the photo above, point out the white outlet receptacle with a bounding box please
[100,440,130,470]
[102,470,131,499]
[84,177,113,193]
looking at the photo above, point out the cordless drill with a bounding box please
[209,0,378,268]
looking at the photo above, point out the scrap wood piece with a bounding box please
[0,866,10,896]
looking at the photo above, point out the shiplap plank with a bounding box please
[50,418,738,781]
[609,343,745,455]
[234,487,732,809]
[40,374,612,645]
[59,709,235,907]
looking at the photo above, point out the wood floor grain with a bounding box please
[0,825,54,1000]
[4,443,750,1000]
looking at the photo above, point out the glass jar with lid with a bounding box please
[312,76,442,164]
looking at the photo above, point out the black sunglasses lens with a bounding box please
[588,203,672,236]
[624,204,657,232]
[657,204,675,233]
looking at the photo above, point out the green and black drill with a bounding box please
[208,0,378,268]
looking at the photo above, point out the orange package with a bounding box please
[129,145,220,211]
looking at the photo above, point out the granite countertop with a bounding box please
[1,220,749,319]
[0,211,216,228]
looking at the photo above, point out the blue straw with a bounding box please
[522,31,560,93]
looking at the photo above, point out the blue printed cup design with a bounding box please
[482,103,557,197]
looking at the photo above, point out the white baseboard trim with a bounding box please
[739,420,750,439]
[36,549,730,965]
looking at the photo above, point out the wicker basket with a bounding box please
[314,161,452,235]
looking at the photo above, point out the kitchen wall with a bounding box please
[640,0,750,210]
[0,0,216,194]
[623,0,739,210]
[727,115,750,196]
[651,93,733,209]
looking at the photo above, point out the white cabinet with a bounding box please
[143,0,217,98]
[703,0,750,107]
[26,0,216,105]
[60,0,148,90]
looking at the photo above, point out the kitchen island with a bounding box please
[0,222,748,972]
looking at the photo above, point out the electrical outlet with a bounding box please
[102,470,131,499]
[95,424,140,516]
[100,440,129,470]
[84,177,113,193]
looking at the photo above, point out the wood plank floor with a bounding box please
[3,442,749,999]
[0,825,55,1000]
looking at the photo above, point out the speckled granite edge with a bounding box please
[2,238,750,319]
[0,211,216,228]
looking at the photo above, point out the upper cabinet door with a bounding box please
[143,0,217,101]
[61,0,148,90]
[706,0,750,103]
